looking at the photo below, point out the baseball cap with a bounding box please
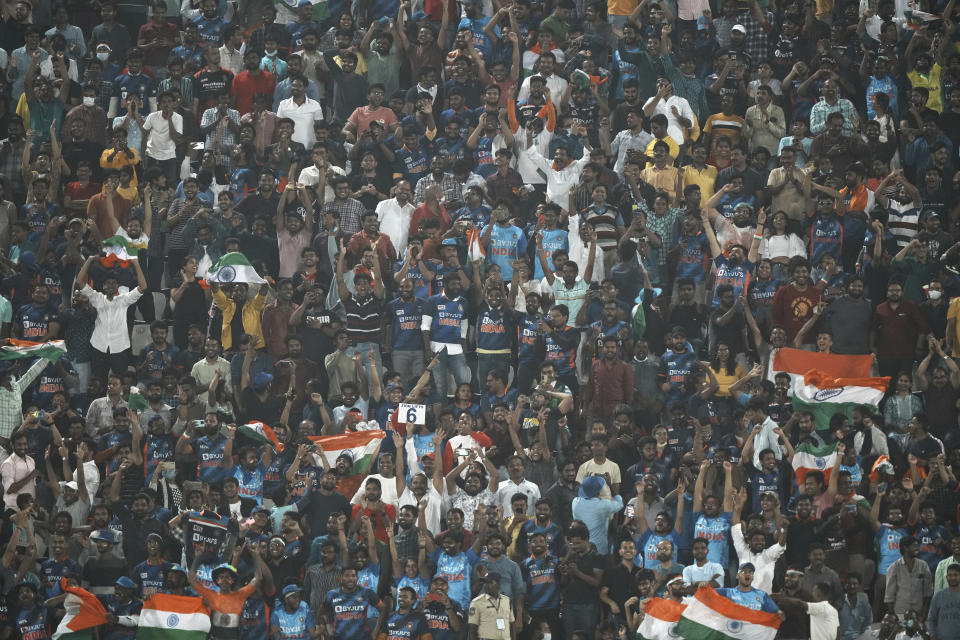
[115,576,136,589]
[441,237,458,246]
[63,481,79,491]
[282,584,301,596]
[732,24,747,34]
[411,10,428,21]
[165,564,188,576]
[738,562,756,572]
[252,372,274,390]
[91,529,118,544]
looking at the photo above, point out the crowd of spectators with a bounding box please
[6,0,960,638]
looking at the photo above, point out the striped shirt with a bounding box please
[342,292,382,344]
[886,200,920,250]
[580,205,625,253]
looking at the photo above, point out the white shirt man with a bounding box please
[731,524,786,593]
[376,193,415,254]
[643,92,695,146]
[142,110,183,162]
[277,96,324,148]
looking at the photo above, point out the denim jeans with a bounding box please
[347,342,383,375]
[390,349,425,390]
[562,602,598,639]
[477,353,511,391]
[430,348,470,403]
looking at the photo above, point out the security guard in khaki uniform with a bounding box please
[467,571,515,640]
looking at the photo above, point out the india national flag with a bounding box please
[206,252,268,285]
[675,587,781,640]
[238,421,285,452]
[637,597,686,640]
[0,338,67,363]
[53,580,109,639]
[771,348,885,429]
[308,430,385,496]
[102,235,139,260]
[137,593,211,640]
[793,442,840,485]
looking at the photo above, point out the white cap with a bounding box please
[732,24,747,34]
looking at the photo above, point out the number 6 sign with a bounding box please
[399,403,427,425]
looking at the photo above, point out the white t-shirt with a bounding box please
[142,111,183,161]
[807,601,840,640]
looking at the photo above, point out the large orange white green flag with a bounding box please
[308,430,385,496]
[637,596,686,639]
[772,348,887,428]
[137,593,211,639]
[53,580,109,639]
[675,587,781,640]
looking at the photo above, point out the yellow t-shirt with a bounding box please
[908,63,943,113]
[711,364,745,397]
[947,297,960,356]
[682,164,718,202]
[645,135,680,161]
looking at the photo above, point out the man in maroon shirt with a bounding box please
[584,334,634,419]
[771,257,823,345]
[872,280,928,377]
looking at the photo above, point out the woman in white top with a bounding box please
[760,210,806,281]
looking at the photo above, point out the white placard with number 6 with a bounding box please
[399,403,427,425]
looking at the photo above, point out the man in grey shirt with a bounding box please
[928,564,960,639]
[825,278,873,355]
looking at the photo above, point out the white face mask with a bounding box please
[265,49,277,57]
[83,96,95,107]
[96,52,110,62]
[929,289,942,300]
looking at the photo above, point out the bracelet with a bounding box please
[753,233,763,241]
[181,433,190,440]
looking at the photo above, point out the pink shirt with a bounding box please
[277,228,311,278]
[347,105,398,137]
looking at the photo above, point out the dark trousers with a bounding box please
[91,348,131,380]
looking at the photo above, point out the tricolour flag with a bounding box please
[53,580,109,639]
[206,252,267,284]
[771,348,880,429]
[0,339,67,363]
[137,593,211,640]
[793,441,839,485]
[905,8,940,29]
[308,430,385,496]
[238,421,284,452]
[129,386,149,411]
[637,597,686,640]
[790,370,890,428]
[102,235,139,260]
[674,587,781,640]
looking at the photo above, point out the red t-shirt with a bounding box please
[231,70,276,116]
[350,503,397,543]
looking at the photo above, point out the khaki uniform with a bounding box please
[467,591,514,640]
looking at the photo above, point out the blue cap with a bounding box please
[282,584,301,596]
[411,10,428,21]
[738,562,756,572]
[165,564,187,576]
[115,576,136,589]
[252,372,274,390]
[251,506,269,515]
[297,0,312,6]
[91,529,118,544]
[441,238,458,246]
[212,563,238,578]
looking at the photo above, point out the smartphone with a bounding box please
[455,447,472,457]
[427,593,441,603]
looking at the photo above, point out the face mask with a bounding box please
[265,49,277,57]
[83,96,95,107]
[97,52,109,62]
[929,289,942,300]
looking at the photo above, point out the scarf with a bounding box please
[552,158,572,171]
